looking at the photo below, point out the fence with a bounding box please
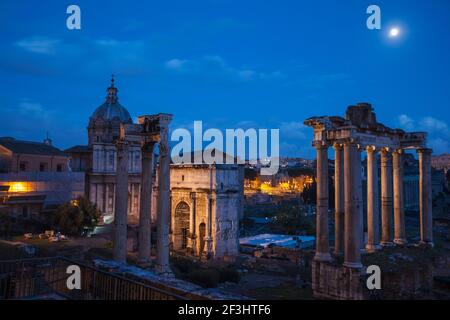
[0,256,187,300]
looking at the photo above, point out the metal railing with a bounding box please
[0,257,187,300]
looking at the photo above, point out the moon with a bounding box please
[389,27,400,38]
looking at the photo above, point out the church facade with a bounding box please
[66,78,243,259]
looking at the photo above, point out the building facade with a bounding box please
[0,137,84,219]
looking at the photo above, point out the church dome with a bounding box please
[90,76,132,124]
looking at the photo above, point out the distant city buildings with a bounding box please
[432,154,450,173]
[244,160,314,205]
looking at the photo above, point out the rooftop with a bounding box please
[64,145,92,153]
[0,137,67,157]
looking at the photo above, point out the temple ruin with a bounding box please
[304,103,433,298]
[114,114,173,275]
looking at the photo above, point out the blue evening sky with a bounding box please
[0,0,449,158]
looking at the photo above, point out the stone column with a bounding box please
[189,192,197,255]
[333,143,344,255]
[156,121,173,275]
[138,142,155,264]
[113,140,129,263]
[355,146,364,249]
[393,149,407,245]
[418,148,433,247]
[105,184,110,214]
[314,142,332,262]
[366,146,381,252]
[343,142,362,268]
[380,148,394,246]
[203,165,214,259]
[204,194,214,259]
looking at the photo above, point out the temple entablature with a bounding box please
[304,103,427,151]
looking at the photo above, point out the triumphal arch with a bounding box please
[304,103,433,270]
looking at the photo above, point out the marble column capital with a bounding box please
[313,141,329,150]
[333,142,343,151]
[366,145,376,153]
[392,148,404,155]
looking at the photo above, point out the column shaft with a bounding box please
[204,193,214,258]
[156,126,172,274]
[418,148,433,246]
[355,147,364,249]
[314,143,331,262]
[189,193,197,255]
[343,142,362,268]
[380,149,394,245]
[393,150,407,245]
[138,142,155,263]
[113,141,129,263]
[334,144,344,255]
[366,147,381,251]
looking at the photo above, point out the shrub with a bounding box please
[218,267,240,283]
[54,196,101,236]
[188,269,219,288]
[171,256,197,274]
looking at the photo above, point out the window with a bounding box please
[109,152,115,168]
[56,164,63,172]
[39,162,48,172]
[182,175,185,181]
[19,162,27,171]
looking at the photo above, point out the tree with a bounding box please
[54,196,101,236]
[301,180,316,204]
[270,203,315,235]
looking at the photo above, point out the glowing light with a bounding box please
[9,182,27,192]
[245,175,314,196]
[71,200,79,207]
[389,27,400,38]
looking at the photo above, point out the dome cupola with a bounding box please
[88,76,133,145]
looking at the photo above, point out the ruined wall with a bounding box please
[312,260,434,300]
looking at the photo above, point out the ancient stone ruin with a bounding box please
[113,113,173,275]
[304,103,433,298]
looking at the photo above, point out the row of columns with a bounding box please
[314,141,434,268]
[113,122,172,275]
